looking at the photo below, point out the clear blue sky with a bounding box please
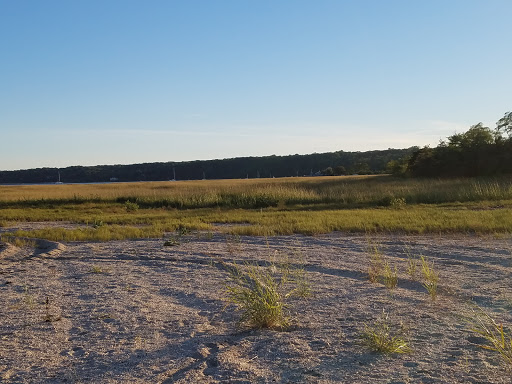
[1,0,511,171]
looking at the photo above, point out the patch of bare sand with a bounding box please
[1,233,511,383]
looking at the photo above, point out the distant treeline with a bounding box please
[0,148,416,184]
[388,111,512,177]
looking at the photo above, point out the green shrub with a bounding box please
[124,200,139,212]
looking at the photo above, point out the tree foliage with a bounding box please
[0,148,416,184]
[404,112,512,177]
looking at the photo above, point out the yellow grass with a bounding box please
[1,175,512,241]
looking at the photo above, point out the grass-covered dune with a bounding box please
[1,175,512,241]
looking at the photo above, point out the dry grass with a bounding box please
[1,176,512,241]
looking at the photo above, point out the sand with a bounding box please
[1,227,512,383]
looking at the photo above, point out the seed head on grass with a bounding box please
[359,311,411,354]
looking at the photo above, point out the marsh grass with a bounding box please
[404,247,418,278]
[359,311,411,354]
[223,252,310,329]
[0,235,37,248]
[367,241,384,283]
[420,256,439,300]
[224,262,290,329]
[1,176,512,241]
[466,308,512,366]
[91,265,104,273]
[382,261,398,290]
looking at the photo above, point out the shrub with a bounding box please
[124,200,139,212]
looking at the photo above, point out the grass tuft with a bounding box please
[359,311,411,354]
[225,262,289,329]
[382,261,398,290]
[367,241,384,283]
[420,256,439,300]
[466,308,512,366]
[404,247,418,278]
[223,255,310,329]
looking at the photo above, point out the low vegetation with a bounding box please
[466,308,512,366]
[222,254,310,329]
[359,311,411,354]
[0,176,511,241]
[420,256,439,300]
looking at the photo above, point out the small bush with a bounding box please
[124,200,139,212]
[359,311,411,354]
[390,197,407,209]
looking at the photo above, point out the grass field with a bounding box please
[1,175,512,241]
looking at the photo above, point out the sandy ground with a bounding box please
[1,226,512,383]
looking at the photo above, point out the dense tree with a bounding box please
[0,148,416,184]
[333,165,347,176]
[497,111,512,135]
[405,111,512,177]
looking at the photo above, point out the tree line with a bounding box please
[0,148,416,184]
[387,112,512,178]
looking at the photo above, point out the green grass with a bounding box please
[382,261,398,290]
[466,308,512,366]
[224,262,290,329]
[359,311,411,354]
[0,235,37,248]
[222,254,310,329]
[420,256,439,300]
[1,176,512,241]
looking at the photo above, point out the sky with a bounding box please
[1,0,511,171]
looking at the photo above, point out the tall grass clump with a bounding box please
[367,241,384,283]
[466,308,512,366]
[382,261,398,290]
[403,247,418,278]
[420,256,439,300]
[223,258,309,329]
[359,311,411,354]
